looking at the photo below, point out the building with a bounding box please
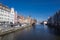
[24,16,32,24]
[17,16,36,24]
[14,11,17,24]
[47,10,60,26]
[0,3,15,24]
[43,21,47,25]
[0,3,36,25]
[17,15,24,24]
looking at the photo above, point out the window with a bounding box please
[0,17,1,19]
[0,9,1,11]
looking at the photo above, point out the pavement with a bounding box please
[0,24,30,35]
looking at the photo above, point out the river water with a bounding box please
[0,25,60,40]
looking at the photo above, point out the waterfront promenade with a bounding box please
[0,24,31,36]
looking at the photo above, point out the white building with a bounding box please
[0,3,15,24]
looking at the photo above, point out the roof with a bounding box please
[0,3,11,11]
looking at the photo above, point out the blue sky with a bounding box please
[0,0,60,21]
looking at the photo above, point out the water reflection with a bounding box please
[47,25,60,36]
[0,25,60,40]
[44,24,48,30]
[32,25,36,30]
[0,33,15,40]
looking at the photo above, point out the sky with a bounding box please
[0,0,60,21]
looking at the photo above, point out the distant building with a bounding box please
[17,16,36,24]
[0,3,15,24]
[17,15,24,23]
[24,16,32,24]
[43,21,47,24]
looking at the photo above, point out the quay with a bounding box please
[0,24,31,36]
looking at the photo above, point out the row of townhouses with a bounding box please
[17,15,37,24]
[47,10,60,26]
[0,3,36,25]
[0,3,16,24]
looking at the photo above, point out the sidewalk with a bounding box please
[0,24,30,36]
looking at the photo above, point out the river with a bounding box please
[0,24,60,40]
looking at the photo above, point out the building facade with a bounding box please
[0,3,15,24]
[47,10,60,26]
[0,3,36,25]
[14,11,17,24]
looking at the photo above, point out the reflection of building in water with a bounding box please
[24,27,32,32]
[0,27,32,40]
[44,25,48,30]
[0,33,15,40]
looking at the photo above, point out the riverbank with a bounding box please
[0,24,31,36]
